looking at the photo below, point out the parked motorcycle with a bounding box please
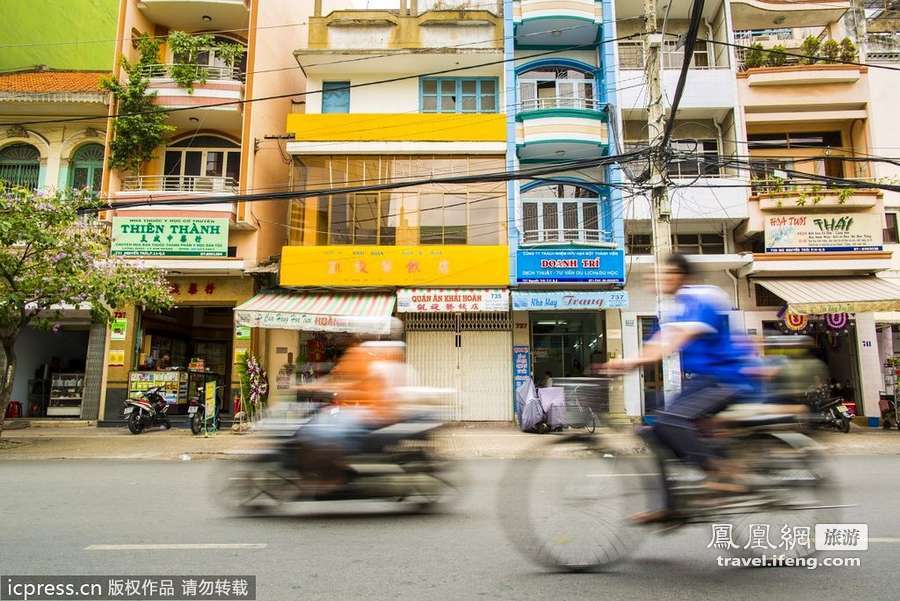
[190,385,223,435]
[806,385,853,433]
[217,403,458,514]
[123,386,171,434]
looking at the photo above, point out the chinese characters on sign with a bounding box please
[0,575,255,600]
[516,248,626,284]
[280,246,509,287]
[111,217,229,257]
[396,289,509,313]
[764,212,883,253]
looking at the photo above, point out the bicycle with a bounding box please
[498,380,843,571]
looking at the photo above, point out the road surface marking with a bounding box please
[85,544,267,551]
[870,538,900,543]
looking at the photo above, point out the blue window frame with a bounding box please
[420,78,498,113]
[322,81,350,113]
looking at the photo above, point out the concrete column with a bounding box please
[313,0,322,17]
[606,310,626,416]
[855,313,882,420]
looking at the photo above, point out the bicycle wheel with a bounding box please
[497,432,653,571]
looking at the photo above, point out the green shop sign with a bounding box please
[111,217,229,257]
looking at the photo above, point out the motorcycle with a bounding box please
[217,401,458,514]
[806,385,853,433]
[190,385,223,435]
[123,386,171,434]
[499,376,844,571]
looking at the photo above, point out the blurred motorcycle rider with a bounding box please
[295,320,406,493]
[604,253,762,523]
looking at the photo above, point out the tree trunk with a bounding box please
[0,337,17,438]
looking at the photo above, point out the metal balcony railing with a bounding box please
[139,63,244,82]
[121,175,238,193]
[521,228,611,244]
[618,40,725,70]
[519,96,603,112]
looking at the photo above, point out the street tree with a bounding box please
[0,184,172,433]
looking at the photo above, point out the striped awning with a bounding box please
[756,277,900,315]
[234,290,395,334]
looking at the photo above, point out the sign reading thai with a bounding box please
[111,217,229,257]
[396,289,509,313]
[511,291,629,311]
[764,213,883,253]
[280,246,509,287]
[516,248,625,283]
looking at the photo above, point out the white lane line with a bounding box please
[869,538,900,543]
[85,544,266,551]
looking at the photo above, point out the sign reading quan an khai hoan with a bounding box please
[111,217,229,257]
[764,213,883,253]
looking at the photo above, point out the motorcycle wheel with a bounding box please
[191,412,202,435]
[215,457,288,514]
[840,417,851,433]
[497,432,647,572]
[127,412,144,435]
[162,419,171,430]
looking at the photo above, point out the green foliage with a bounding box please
[744,43,765,69]
[168,31,214,93]
[0,184,172,414]
[168,32,246,92]
[100,34,174,174]
[820,39,840,63]
[767,44,787,67]
[800,36,821,64]
[839,37,858,63]
[837,187,853,204]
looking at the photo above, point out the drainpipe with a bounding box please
[704,18,714,67]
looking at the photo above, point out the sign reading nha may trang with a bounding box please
[111,217,229,257]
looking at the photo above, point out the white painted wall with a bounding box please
[305,69,505,114]
[618,68,738,114]
[626,178,749,221]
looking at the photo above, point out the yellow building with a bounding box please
[235,1,516,420]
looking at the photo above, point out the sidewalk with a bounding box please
[1,422,899,461]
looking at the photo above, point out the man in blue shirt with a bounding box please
[606,254,760,523]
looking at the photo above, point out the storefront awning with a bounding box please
[234,290,395,334]
[755,277,900,315]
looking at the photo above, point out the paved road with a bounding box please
[3,457,899,601]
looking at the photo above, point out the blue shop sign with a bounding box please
[516,248,625,284]
[512,291,629,311]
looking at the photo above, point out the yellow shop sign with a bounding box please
[280,246,509,287]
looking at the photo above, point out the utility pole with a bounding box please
[643,0,680,403]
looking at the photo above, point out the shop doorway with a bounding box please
[639,316,664,414]
[12,325,90,417]
[530,313,607,382]
[133,306,234,416]
[763,320,863,415]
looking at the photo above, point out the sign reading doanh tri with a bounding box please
[111,217,229,257]
[516,248,625,284]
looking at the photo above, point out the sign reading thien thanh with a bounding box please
[111,217,229,257]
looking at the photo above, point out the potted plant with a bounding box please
[800,35,821,65]
[766,44,787,67]
[744,43,765,69]
[839,37,858,63]
[820,39,840,63]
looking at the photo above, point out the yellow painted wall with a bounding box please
[286,113,506,142]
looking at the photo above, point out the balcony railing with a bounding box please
[519,97,603,112]
[522,228,612,244]
[121,175,239,193]
[139,64,244,82]
[618,40,725,70]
